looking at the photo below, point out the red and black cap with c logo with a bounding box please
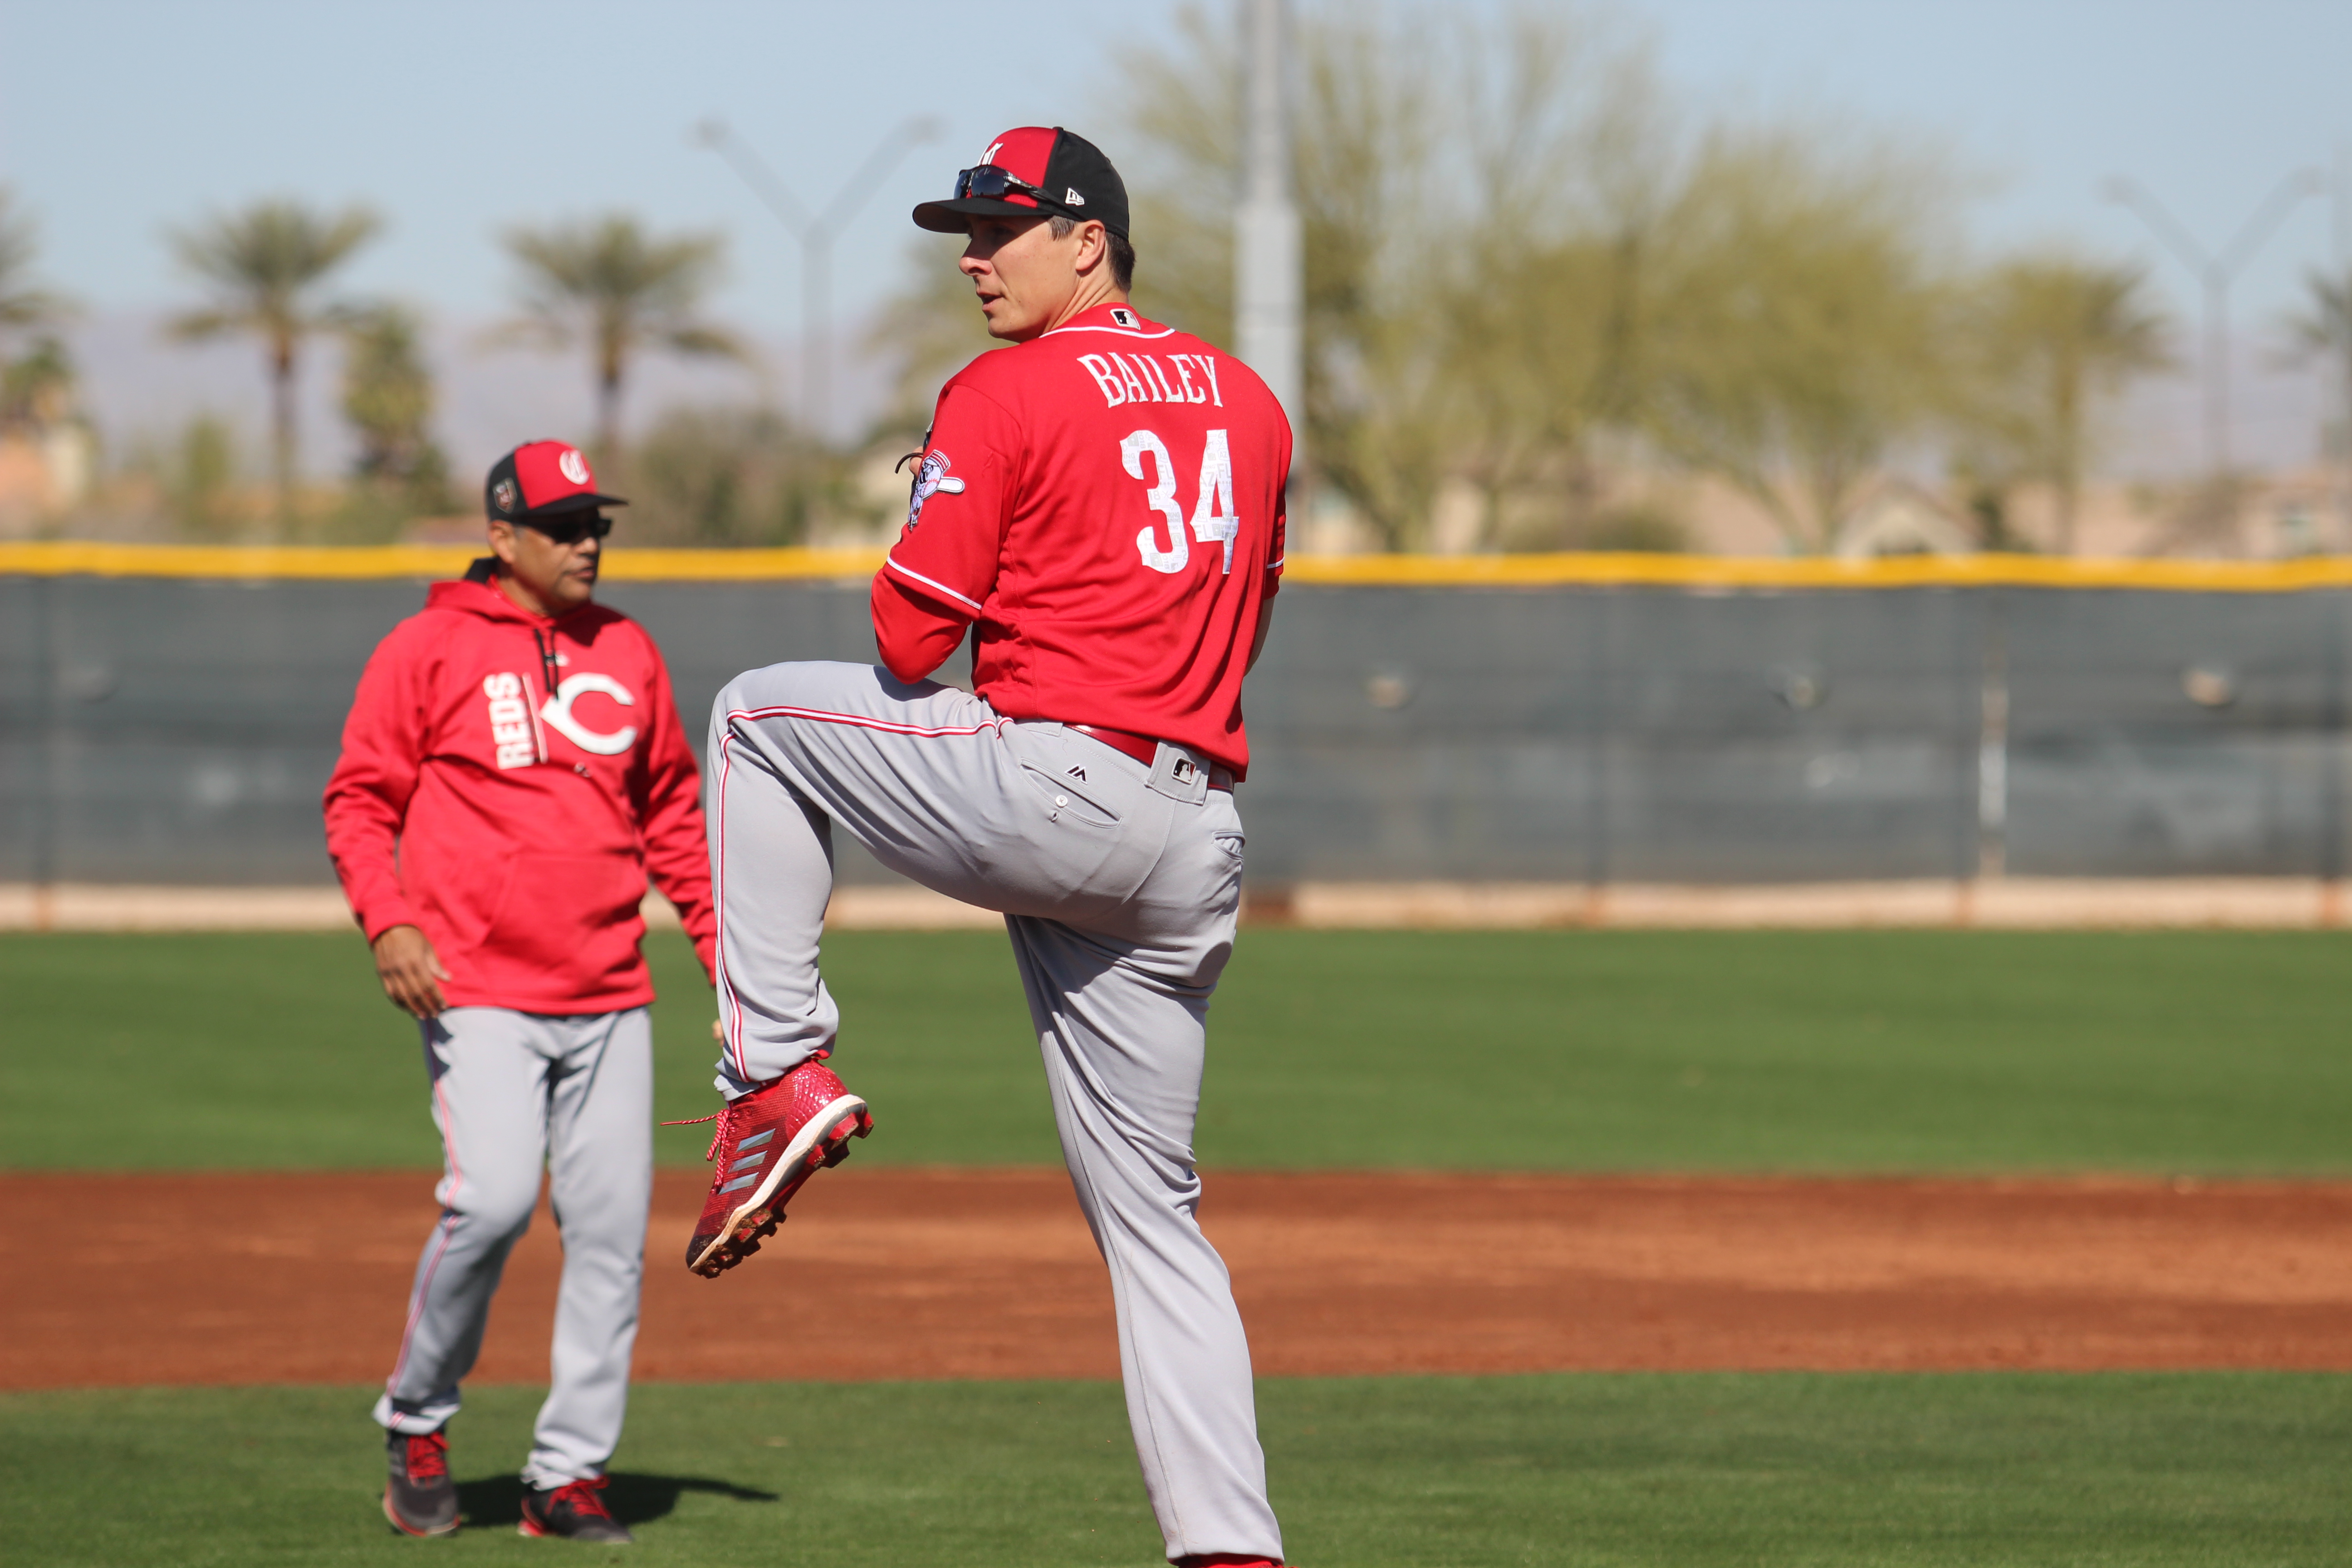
[912,126,1129,240]
[484,440,628,523]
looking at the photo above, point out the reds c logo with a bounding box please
[557,447,591,485]
[539,672,638,755]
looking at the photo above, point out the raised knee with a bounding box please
[441,1184,538,1240]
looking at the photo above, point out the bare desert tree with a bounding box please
[1111,5,1953,554]
[495,216,745,458]
[1114,5,1465,547]
[1642,128,1960,552]
[169,200,380,518]
[867,2,2162,557]
[1435,11,1680,546]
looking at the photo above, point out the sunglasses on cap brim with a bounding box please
[953,164,1062,209]
[521,513,613,545]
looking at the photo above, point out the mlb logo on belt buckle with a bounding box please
[1147,743,1211,804]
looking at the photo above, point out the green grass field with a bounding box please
[7,1374,2350,1567]
[9,928,2351,1565]
[5,927,2351,1173]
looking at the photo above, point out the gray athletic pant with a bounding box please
[374,1006,653,1491]
[709,661,1282,1565]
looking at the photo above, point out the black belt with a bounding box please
[1066,723,1233,792]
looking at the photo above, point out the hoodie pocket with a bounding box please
[481,851,646,978]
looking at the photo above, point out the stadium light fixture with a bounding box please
[2102,168,2326,477]
[695,115,946,440]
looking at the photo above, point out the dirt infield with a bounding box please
[6,1168,2350,1389]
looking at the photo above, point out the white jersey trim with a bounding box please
[1043,323,1179,340]
[886,554,986,614]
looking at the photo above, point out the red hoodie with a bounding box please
[323,573,716,1014]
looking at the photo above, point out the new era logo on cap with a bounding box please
[484,441,628,522]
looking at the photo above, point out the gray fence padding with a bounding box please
[3,574,2343,887]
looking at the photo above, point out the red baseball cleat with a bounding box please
[519,1475,632,1543]
[682,1057,871,1278]
[382,1428,459,1536]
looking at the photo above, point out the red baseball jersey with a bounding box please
[870,301,1291,775]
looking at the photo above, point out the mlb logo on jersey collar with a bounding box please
[1110,307,1137,328]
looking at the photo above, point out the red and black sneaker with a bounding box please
[382,1428,459,1537]
[682,1057,872,1278]
[519,1474,632,1544]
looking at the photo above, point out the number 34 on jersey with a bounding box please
[1119,427,1238,576]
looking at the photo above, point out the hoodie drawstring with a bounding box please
[530,627,559,764]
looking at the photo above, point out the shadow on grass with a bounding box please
[456,1472,780,1529]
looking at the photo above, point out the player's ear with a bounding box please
[487,519,520,569]
[1078,220,1108,274]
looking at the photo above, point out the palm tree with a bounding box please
[168,200,381,518]
[1963,259,2169,554]
[0,187,68,343]
[495,215,745,458]
[1644,132,1960,553]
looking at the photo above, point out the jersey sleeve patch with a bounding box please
[906,448,967,529]
[885,382,1019,618]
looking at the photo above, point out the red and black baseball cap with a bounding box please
[484,440,627,523]
[912,126,1130,240]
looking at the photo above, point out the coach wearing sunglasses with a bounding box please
[323,440,717,1544]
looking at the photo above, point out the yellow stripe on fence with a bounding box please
[0,542,892,582]
[1282,552,2352,591]
[7,539,2352,592]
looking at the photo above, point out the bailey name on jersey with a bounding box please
[1075,350,1226,410]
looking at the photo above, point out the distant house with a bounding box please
[0,422,93,537]
[0,349,93,537]
[1830,477,1977,559]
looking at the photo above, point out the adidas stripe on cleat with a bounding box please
[678,1057,872,1278]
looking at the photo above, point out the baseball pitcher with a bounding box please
[682,127,1293,1567]
[324,442,717,1544]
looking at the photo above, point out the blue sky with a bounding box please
[3,0,2348,469]
[7,0,2347,324]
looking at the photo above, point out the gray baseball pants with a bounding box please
[708,660,1282,1565]
[374,1005,652,1491]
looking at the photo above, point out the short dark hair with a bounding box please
[1049,214,1135,292]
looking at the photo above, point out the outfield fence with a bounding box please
[4,544,2349,895]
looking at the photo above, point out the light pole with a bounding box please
[2335,144,2352,550]
[696,115,944,440]
[2103,168,2325,477]
[1234,0,1303,438]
